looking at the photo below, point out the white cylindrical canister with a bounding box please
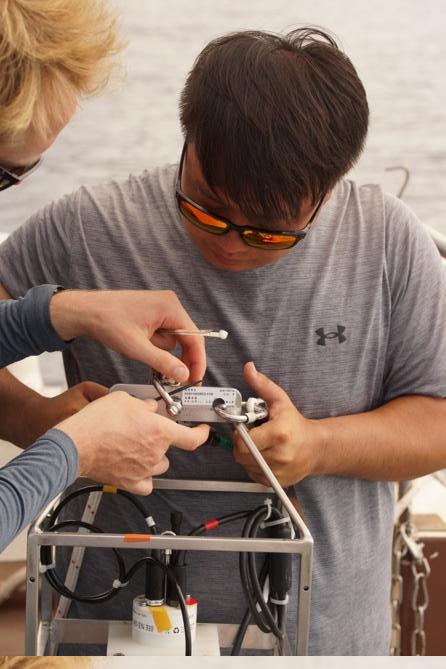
[132,594,198,648]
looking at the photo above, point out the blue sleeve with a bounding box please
[0,428,79,552]
[0,284,68,366]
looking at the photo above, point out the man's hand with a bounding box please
[50,289,207,382]
[233,362,321,487]
[19,382,108,448]
[56,392,210,495]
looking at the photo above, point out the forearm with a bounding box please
[0,368,45,447]
[49,289,94,341]
[313,395,446,481]
[0,429,78,553]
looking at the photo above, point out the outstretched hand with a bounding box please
[50,289,207,383]
[57,392,210,495]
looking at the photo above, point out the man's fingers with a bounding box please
[119,324,206,383]
[170,422,210,451]
[151,455,170,476]
[79,381,109,402]
[112,458,169,496]
[243,361,292,412]
[239,463,268,486]
[233,424,273,456]
[175,334,206,385]
[126,335,191,382]
[123,478,154,496]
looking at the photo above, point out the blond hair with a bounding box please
[0,0,125,144]
[0,659,91,669]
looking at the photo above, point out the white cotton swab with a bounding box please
[160,328,228,339]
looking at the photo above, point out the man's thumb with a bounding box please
[243,361,291,408]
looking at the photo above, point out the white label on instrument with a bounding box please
[182,387,237,406]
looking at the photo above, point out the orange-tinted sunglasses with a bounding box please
[175,143,324,250]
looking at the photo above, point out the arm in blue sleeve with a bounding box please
[0,284,68,367]
[0,429,79,552]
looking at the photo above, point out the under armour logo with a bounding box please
[316,325,347,346]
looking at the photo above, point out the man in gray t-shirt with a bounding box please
[1,28,446,655]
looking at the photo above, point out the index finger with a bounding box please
[167,421,210,451]
[155,302,207,380]
[176,333,206,382]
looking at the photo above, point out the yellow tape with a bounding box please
[150,606,172,633]
[103,485,117,494]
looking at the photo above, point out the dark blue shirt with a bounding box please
[0,286,78,552]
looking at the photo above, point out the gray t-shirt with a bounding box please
[0,165,445,655]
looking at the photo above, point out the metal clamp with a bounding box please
[153,377,183,416]
[212,396,268,424]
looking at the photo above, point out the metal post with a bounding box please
[25,531,40,655]
[296,545,313,655]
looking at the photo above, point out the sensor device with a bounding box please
[109,383,244,424]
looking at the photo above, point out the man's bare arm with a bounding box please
[0,284,107,446]
[313,394,446,481]
[0,367,48,446]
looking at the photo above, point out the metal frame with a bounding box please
[25,477,313,656]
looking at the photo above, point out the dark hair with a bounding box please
[180,28,369,222]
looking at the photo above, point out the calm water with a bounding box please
[1,0,446,233]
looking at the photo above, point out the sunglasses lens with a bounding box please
[242,229,299,250]
[179,199,228,235]
[0,171,14,191]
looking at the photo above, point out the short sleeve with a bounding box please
[0,192,76,297]
[383,194,446,401]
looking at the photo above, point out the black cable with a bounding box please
[42,520,126,603]
[41,485,158,603]
[231,608,251,656]
[174,510,251,566]
[238,502,292,648]
[239,507,274,634]
[123,556,192,656]
[42,524,191,654]
[41,484,156,604]
[44,485,155,533]
[231,559,269,656]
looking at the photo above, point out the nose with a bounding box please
[218,229,246,253]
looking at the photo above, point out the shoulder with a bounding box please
[378,191,441,273]
[331,179,438,252]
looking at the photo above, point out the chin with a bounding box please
[205,254,265,273]
[203,252,250,271]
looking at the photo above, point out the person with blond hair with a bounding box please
[0,0,123,175]
[0,0,210,553]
